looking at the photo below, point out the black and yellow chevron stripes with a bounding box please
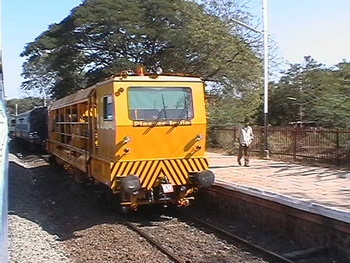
[110,158,209,189]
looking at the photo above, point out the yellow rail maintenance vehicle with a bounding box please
[47,72,214,211]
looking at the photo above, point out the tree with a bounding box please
[269,57,326,125]
[21,0,262,126]
[21,56,55,103]
[195,0,281,126]
[311,62,350,128]
[6,97,47,117]
[269,57,350,128]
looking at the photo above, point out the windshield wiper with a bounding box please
[161,94,167,120]
[174,95,189,126]
[151,96,167,127]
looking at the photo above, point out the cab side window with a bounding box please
[103,95,113,120]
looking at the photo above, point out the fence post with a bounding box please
[261,126,265,157]
[336,130,340,167]
[233,127,236,144]
[293,127,297,162]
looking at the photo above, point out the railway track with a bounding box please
[125,221,186,263]
[196,185,346,262]
[186,216,293,263]
[124,212,294,263]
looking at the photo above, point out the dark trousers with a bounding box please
[238,144,250,165]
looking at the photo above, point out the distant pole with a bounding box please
[263,0,270,159]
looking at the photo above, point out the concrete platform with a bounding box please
[207,152,350,224]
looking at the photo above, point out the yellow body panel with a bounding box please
[97,78,207,161]
[110,158,209,189]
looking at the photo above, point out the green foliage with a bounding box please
[207,80,262,127]
[6,97,47,116]
[311,62,350,128]
[193,1,264,127]
[269,57,350,128]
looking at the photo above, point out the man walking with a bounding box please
[237,117,254,167]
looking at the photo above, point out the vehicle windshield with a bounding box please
[128,87,193,121]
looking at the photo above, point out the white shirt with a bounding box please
[238,125,254,146]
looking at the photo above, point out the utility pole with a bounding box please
[263,0,270,159]
[231,1,270,158]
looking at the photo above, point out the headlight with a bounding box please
[121,175,141,193]
[194,170,215,188]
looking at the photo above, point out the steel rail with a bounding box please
[124,221,186,263]
[187,216,294,263]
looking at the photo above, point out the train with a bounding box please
[13,106,48,148]
[15,72,215,211]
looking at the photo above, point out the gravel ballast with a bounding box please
[7,141,268,262]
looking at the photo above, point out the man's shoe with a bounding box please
[244,164,250,167]
[238,160,242,166]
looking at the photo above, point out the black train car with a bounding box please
[8,117,16,138]
[15,107,48,147]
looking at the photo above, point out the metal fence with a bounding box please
[209,126,350,167]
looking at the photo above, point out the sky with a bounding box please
[2,0,350,99]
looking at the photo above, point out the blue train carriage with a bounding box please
[15,107,48,147]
